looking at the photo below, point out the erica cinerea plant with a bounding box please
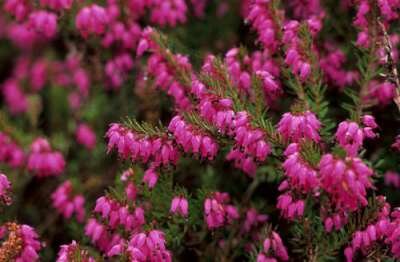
[1,0,400,261]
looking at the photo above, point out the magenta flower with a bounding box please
[170,196,189,217]
[0,223,42,261]
[105,53,134,90]
[106,123,180,166]
[75,123,97,150]
[149,0,188,27]
[27,138,65,177]
[168,115,218,160]
[51,180,85,222]
[278,111,321,142]
[335,117,378,156]
[28,11,58,39]
[385,171,400,188]
[0,132,25,168]
[319,154,373,212]
[2,79,28,115]
[0,173,12,206]
[246,0,279,53]
[257,231,289,261]
[335,121,364,156]
[127,230,172,262]
[3,0,31,21]
[56,241,95,262]
[75,4,109,38]
[204,192,239,229]
[282,143,319,192]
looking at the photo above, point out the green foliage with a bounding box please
[123,118,167,137]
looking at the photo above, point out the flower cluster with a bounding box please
[335,115,378,156]
[353,0,400,47]
[75,123,97,150]
[277,111,321,142]
[0,222,41,262]
[257,231,289,262]
[319,154,373,212]
[84,218,123,254]
[105,53,134,90]
[106,123,179,165]
[0,132,24,168]
[75,4,109,38]
[385,171,400,188]
[277,143,318,220]
[246,0,280,53]
[0,174,12,206]
[168,115,218,160]
[93,196,145,232]
[204,192,239,229]
[51,180,86,222]
[125,230,172,261]
[56,241,95,262]
[224,48,281,102]
[27,138,65,177]
[170,196,189,217]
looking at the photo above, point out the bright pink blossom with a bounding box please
[51,180,85,222]
[170,196,189,217]
[319,154,373,212]
[204,192,239,229]
[278,111,321,142]
[75,5,109,38]
[75,123,97,150]
[27,138,65,177]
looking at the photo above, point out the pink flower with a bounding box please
[384,171,400,188]
[277,193,305,220]
[56,241,95,262]
[30,59,48,91]
[2,79,28,115]
[3,0,31,21]
[75,4,109,38]
[335,118,378,156]
[278,111,321,142]
[320,49,358,89]
[257,231,289,261]
[148,0,188,27]
[106,123,180,167]
[105,53,134,90]
[27,138,65,177]
[170,196,189,217]
[143,168,159,188]
[335,121,364,156]
[0,132,25,168]
[246,0,279,53]
[75,123,97,150]
[93,195,145,231]
[127,230,172,261]
[51,180,86,222]
[241,207,268,233]
[319,154,373,212]
[204,192,239,229]
[284,143,319,189]
[1,223,42,261]
[368,81,395,105]
[0,173,12,206]
[168,115,218,160]
[28,11,58,39]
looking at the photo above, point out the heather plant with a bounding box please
[1,0,400,261]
